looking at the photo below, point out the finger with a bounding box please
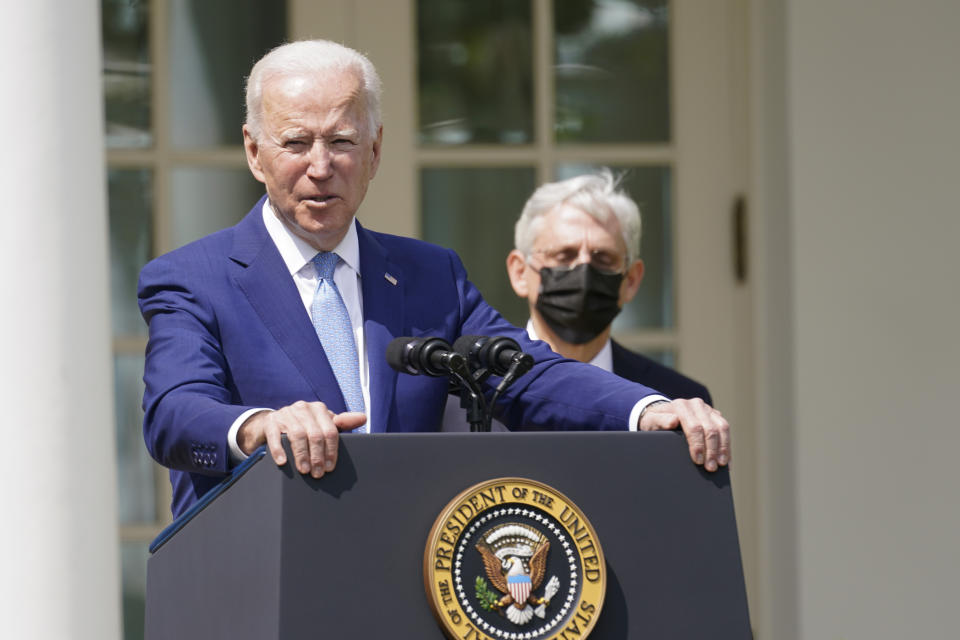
[261,415,287,466]
[702,418,720,472]
[687,400,721,471]
[334,411,368,432]
[289,401,328,478]
[671,399,706,467]
[305,402,340,477]
[694,402,731,471]
[716,411,731,467]
[283,402,314,475]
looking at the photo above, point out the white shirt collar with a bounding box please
[525,319,614,372]
[261,200,361,277]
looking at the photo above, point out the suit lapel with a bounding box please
[229,203,347,412]
[357,223,403,432]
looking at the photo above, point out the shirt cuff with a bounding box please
[228,408,272,464]
[628,395,670,431]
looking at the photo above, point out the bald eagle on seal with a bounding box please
[476,538,551,625]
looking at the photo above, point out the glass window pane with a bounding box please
[554,0,670,143]
[170,168,265,248]
[102,0,152,148]
[418,0,533,145]
[169,0,287,148]
[109,169,153,337]
[421,168,537,325]
[556,164,673,329]
[115,354,155,524]
[121,541,149,640]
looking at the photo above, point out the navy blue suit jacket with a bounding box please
[610,340,712,405]
[139,198,659,517]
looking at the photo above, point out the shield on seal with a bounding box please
[507,574,531,605]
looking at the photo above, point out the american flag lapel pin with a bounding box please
[384,273,398,286]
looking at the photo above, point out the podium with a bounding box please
[145,431,751,638]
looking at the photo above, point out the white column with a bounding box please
[751,0,960,638]
[0,2,121,639]
[786,1,960,637]
[749,2,800,638]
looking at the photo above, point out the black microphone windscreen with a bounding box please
[480,336,522,375]
[386,336,416,373]
[453,334,486,356]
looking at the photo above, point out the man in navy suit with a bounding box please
[444,171,710,432]
[139,40,729,518]
[503,170,713,404]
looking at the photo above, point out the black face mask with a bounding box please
[535,263,624,344]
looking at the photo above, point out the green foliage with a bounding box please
[475,576,499,611]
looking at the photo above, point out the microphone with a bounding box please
[452,335,534,377]
[386,336,466,377]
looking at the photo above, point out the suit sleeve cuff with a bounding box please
[628,395,670,431]
[228,408,272,464]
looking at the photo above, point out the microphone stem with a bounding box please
[488,355,533,429]
[447,358,489,432]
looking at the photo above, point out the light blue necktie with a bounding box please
[311,252,367,432]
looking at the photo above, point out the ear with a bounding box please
[619,259,645,306]
[506,250,530,298]
[369,125,384,179]
[243,125,266,184]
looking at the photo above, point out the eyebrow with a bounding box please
[328,128,360,138]
[540,245,621,256]
[277,128,310,141]
[275,127,362,143]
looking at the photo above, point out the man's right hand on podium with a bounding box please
[237,401,367,479]
[638,397,731,473]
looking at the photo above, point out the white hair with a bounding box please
[245,40,383,141]
[514,169,642,265]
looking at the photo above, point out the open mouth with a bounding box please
[304,194,337,205]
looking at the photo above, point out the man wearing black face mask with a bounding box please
[504,170,711,404]
[441,170,716,462]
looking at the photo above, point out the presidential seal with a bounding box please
[424,478,606,640]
